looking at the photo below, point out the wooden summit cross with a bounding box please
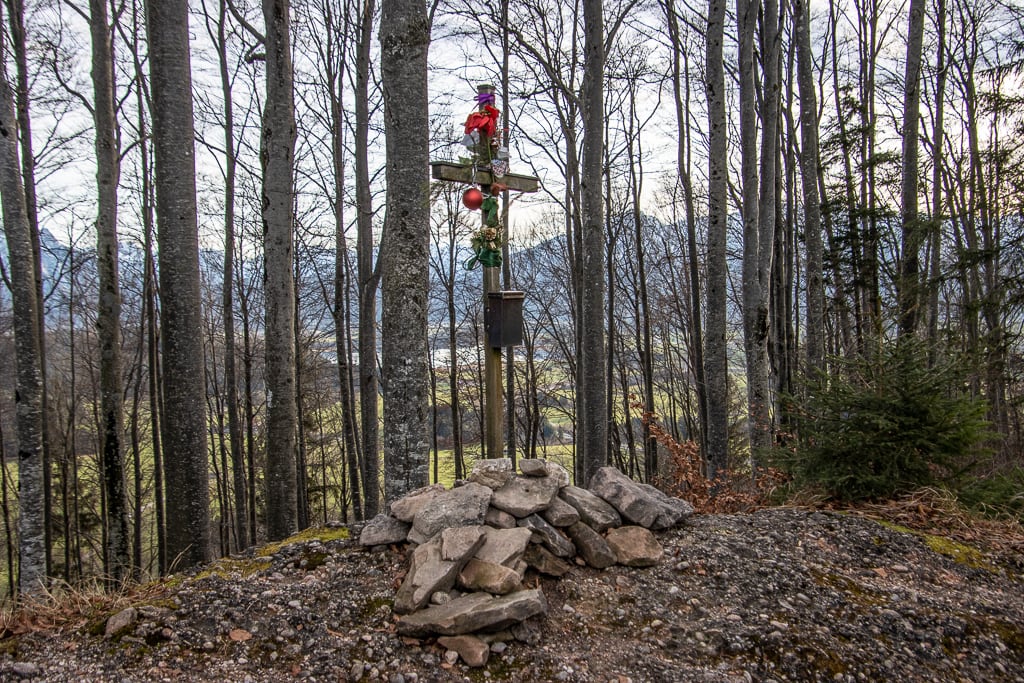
[430,83,540,460]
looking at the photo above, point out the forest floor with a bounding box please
[1,498,1022,683]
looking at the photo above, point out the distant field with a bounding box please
[428,443,577,488]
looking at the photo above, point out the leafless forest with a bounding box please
[0,0,1021,599]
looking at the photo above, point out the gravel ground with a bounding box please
[2,508,1022,682]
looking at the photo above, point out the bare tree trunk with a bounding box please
[4,0,51,577]
[0,412,15,598]
[240,267,258,541]
[293,271,309,530]
[794,0,824,372]
[208,0,249,550]
[356,0,381,515]
[738,0,768,456]
[579,0,607,485]
[898,0,927,338]
[665,0,707,453]
[926,0,947,351]
[262,0,299,540]
[0,25,46,593]
[90,0,131,583]
[329,0,362,520]
[130,0,165,572]
[704,0,729,479]
[380,0,430,503]
[146,0,211,569]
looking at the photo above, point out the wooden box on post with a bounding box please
[486,291,525,348]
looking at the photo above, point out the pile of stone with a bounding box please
[358,459,693,664]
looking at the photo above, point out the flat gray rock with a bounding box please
[396,589,548,637]
[559,486,621,532]
[546,462,572,488]
[565,521,616,569]
[468,458,514,489]
[484,507,517,529]
[457,558,522,595]
[518,514,576,558]
[442,525,487,562]
[394,527,486,614]
[518,458,550,477]
[105,607,138,638]
[523,544,573,577]
[408,482,492,544]
[474,526,533,568]
[390,483,446,523]
[358,514,410,546]
[588,467,693,529]
[605,525,664,567]
[541,496,580,527]
[490,474,561,518]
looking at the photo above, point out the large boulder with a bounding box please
[396,589,548,637]
[359,514,410,546]
[390,483,446,523]
[490,474,561,518]
[605,526,664,567]
[518,514,575,558]
[394,526,486,614]
[408,482,492,544]
[588,467,693,529]
[565,522,616,569]
[559,486,621,532]
[468,458,514,489]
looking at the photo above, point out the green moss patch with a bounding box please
[257,527,351,557]
[194,557,273,582]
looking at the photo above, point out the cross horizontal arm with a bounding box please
[430,161,540,193]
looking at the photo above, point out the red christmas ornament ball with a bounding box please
[462,187,484,210]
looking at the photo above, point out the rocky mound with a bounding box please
[1,505,1022,681]
[358,460,692,651]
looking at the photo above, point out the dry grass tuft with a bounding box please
[0,577,172,638]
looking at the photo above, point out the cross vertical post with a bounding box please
[430,84,539,462]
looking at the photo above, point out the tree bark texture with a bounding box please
[898,0,927,337]
[704,0,730,479]
[356,0,380,517]
[739,0,773,456]
[5,0,51,577]
[146,0,211,569]
[794,0,825,373]
[262,0,299,541]
[90,0,131,583]
[579,0,607,486]
[0,37,45,595]
[380,0,430,503]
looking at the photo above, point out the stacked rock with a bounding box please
[358,460,693,657]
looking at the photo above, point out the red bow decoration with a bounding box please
[464,104,501,138]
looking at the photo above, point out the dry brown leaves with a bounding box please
[837,487,1024,559]
[641,409,786,514]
